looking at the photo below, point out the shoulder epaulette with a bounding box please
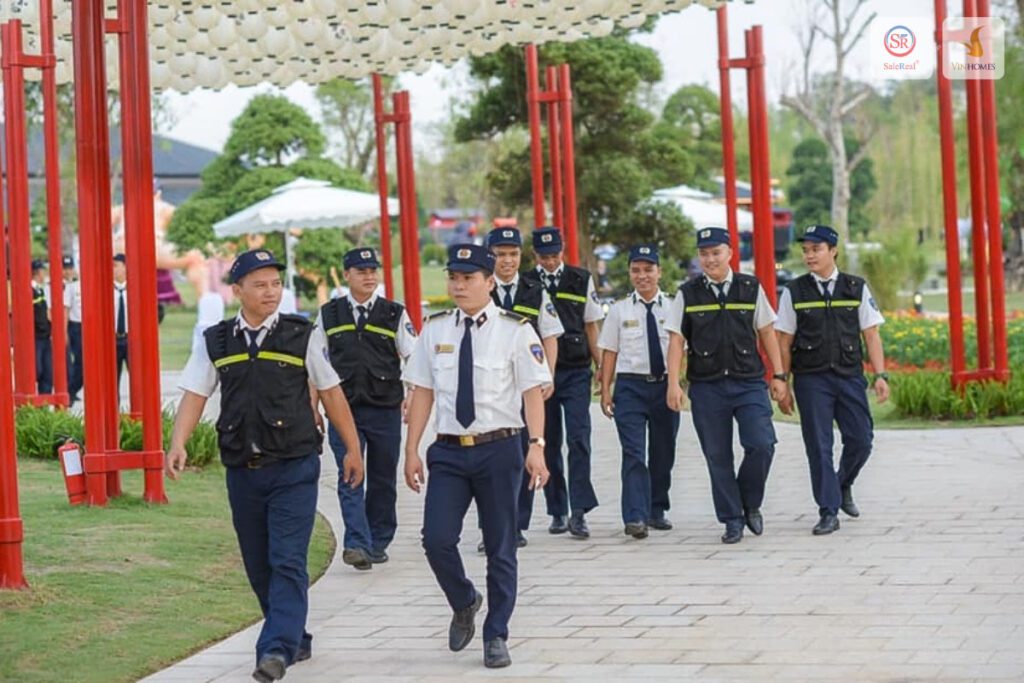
[499,309,530,325]
[424,309,454,323]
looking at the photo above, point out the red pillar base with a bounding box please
[0,518,28,590]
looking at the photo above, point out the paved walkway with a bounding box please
[144,406,1024,682]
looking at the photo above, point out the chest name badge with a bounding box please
[435,344,455,354]
[623,319,639,328]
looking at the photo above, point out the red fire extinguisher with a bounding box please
[58,441,87,506]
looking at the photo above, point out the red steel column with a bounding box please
[74,0,119,505]
[0,146,28,590]
[546,66,563,230]
[976,0,1009,381]
[372,74,395,300]
[558,64,580,267]
[751,26,776,304]
[962,0,991,371]
[2,22,38,405]
[933,0,967,384]
[121,0,167,502]
[393,91,422,330]
[525,45,547,227]
[717,6,742,271]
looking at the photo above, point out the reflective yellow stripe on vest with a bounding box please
[256,351,305,367]
[684,304,721,313]
[725,303,756,311]
[213,353,251,369]
[793,301,827,310]
[512,304,540,317]
[325,323,357,336]
[363,324,396,338]
[555,292,587,304]
[793,300,860,310]
[831,299,861,308]
[32,296,46,305]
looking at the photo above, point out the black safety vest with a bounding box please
[679,274,765,382]
[32,284,50,339]
[524,265,591,368]
[320,297,405,408]
[787,273,866,376]
[490,275,546,337]
[204,314,322,467]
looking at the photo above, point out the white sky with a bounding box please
[162,0,945,155]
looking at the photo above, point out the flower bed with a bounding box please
[879,313,1024,369]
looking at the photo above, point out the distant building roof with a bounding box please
[430,208,484,221]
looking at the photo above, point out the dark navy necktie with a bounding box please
[116,288,127,336]
[820,281,833,303]
[501,284,514,310]
[456,317,475,428]
[643,301,666,377]
[712,282,727,306]
[356,304,368,330]
[246,328,261,356]
[546,273,558,297]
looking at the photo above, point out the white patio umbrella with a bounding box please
[213,177,401,291]
[652,185,754,233]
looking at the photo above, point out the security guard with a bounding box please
[523,226,603,538]
[775,224,888,535]
[62,255,83,405]
[31,259,53,394]
[480,226,562,549]
[665,227,792,544]
[113,253,129,404]
[317,247,417,571]
[166,249,364,683]
[403,243,551,669]
[598,245,680,539]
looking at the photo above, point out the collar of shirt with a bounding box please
[496,273,520,288]
[235,310,279,335]
[538,265,563,281]
[455,301,497,327]
[114,282,127,292]
[347,291,378,312]
[631,290,664,306]
[810,268,839,286]
[705,268,734,289]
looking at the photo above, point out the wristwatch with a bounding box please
[528,436,546,448]
[872,372,890,383]
[772,372,789,382]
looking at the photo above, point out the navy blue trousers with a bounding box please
[613,376,680,525]
[422,436,522,642]
[689,378,776,526]
[477,413,534,532]
[226,454,319,664]
[327,404,401,553]
[67,321,83,400]
[793,372,874,515]
[35,337,53,394]
[115,338,129,404]
[543,366,598,516]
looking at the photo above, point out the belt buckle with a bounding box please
[459,435,475,447]
[247,458,262,469]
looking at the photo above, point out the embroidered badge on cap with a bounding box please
[805,226,816,234]
[530,343,544,363]
[700,230,711,238]
[502,230,514,238]
[360,250,372,259]
[256,251,270,261]
[639,247,651,254]
[541,234,553,243]
[457,248,471,259]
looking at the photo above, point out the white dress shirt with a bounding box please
[402,301,553,435]
[598,290,673,375]
[494,273,564,340]
[63,279,82,323]
[178,310,340,398]
[774,268,886,334]
[313,291,418,360]
[535,265,605,323]
[664,268,777,336]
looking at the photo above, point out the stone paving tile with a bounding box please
[143,396,1024,682]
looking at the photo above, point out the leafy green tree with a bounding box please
[786,135,876,238]
[222,94,324,166]
[315,77,395,177]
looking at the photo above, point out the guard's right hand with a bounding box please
[342,452,364,488]
[404,451,425,493]
[666,382,685,413]
[600,391,614,419]
[165,446,187,481]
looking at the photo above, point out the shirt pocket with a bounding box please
[431,353,458,396]
[473,356,510,411]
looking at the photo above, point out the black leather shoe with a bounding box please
[568,511,590,539]
[367,549,389,564]
[721,525,744,544]
[840,487,860,518]
[624,522,648,539]
[548,515,568,534]
[342,548,372,571]
[647,517,673,531]
[448,591,483,652]
[484,638,512,668]
[745,508,764,536]
[517,531,528,548]
[252,654,287,682]
[813,513,840,535]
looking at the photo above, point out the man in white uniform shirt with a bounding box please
[62,255,83,405]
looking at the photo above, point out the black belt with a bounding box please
[617,373,667,383]
[245,454,280,469]
[436,428,521,447]
[116,333,128,340]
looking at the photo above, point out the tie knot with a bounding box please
[502,284,513,292]
[643,300,655,312]
[356,304,367,314]
[464,316,475,329]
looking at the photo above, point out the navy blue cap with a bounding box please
[113,253,126,264]
[229,249,285,284]
[487,227,522,249]
[447,243,496,273]
[343,247,380,270]
[62,255,74,268]
[696,227,731,249]
[797,224,839,246]
[31,259,46,271]
[628,245,659,265]
[532,226,563,255]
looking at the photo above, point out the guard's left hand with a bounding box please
[873,377,890,404]
[342,452,364,488]
[600,390,614,419]
[770,378,790,408]
[525,446,549,490]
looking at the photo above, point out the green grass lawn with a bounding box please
[0,460,335,683]
[919,289,1024,315]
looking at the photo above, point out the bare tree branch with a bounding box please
[840,87,873,118]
